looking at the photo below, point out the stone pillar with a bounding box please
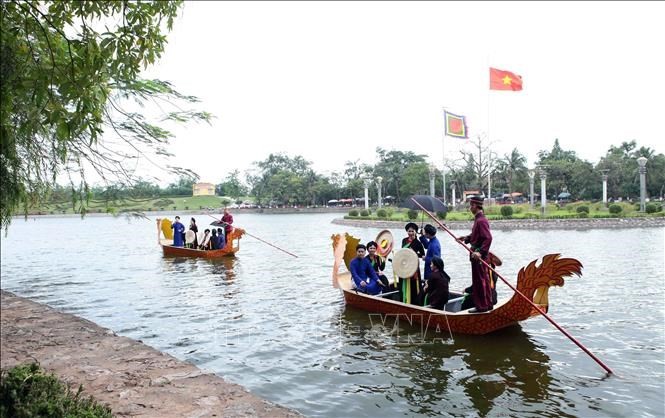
[376,176,383,209]
[363,178,371,210]
[600,169,609,207]
[451,180,457,211]
[637,157,648,212]
[539,167,547,215]
[528,169,535,209]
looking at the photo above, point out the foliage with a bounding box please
[407,210,418,220]
[1,0,211,229]
[348,209,359,217]
[0,363,113,418]
[360,209,370,217]
[373,148,428,203]
[576,205,589,214]
[216,170,247,200]
[500,205,514,217]
[436,210,447,220]
[577,212,588,218]
[376,208,387,218]
[645,203,661,213]
[609,204,623,214]
[153,198,174,207]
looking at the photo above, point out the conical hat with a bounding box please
[374,230,394,257]
[392,248,419,278]
[185,230,196,244]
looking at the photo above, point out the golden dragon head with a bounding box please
[516,254,583,307]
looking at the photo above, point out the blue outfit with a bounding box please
[171,221,185,247]
[349,257,382,295]
[419,235,441,279]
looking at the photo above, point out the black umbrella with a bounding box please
[400,195,447,214]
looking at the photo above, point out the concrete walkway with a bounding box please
[0,290,301,418]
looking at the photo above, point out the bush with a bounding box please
[577,212,588,218]
[376,208,387,218]
[436,210,447,220]
[0,363,113,418]
[407,210,418,220]
[609,204,623,214]
[153,198,174,207]
[348,209,359,217]
[646,203,661,213]
[385,208,394,218]
[576,205,589,214]
[360,209,370,217]
[500,205,514,217]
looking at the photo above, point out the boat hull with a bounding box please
[161,244,238,258]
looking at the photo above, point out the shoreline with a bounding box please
[0,290,301,417]
[332,216,665,230]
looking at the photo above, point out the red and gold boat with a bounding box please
[332,232,583,335]
[157,218,244,258]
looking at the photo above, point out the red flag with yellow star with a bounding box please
[489,67,523,91]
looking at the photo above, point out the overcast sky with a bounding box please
[139,1,664,185]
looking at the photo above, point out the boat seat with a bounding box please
[444,296,465,312]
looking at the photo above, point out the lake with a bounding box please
[1,212,663,417]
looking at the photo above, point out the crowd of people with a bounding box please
[169,208,234,250]
[349,195,496,314]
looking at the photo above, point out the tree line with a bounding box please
[72,138,663,208]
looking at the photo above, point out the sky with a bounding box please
[135,1,664,186]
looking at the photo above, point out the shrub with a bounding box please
[385,208,394,218]
[576,205,589,214]
[577,212,588,218]
[360,209,370,217]
[609,204,622,214]
[348,209,359,217]
[645,203,661,213]
[500,205,514,217]
[436,210,447,220]
[407,210,418,220]
[153,198,174,207]
[0,363,113,418]
[376,208,387,218]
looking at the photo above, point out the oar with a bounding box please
[207,214,298,258]
[411,198,614,375]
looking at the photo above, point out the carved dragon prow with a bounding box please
[516,253,583,309]
[331,233,360,288]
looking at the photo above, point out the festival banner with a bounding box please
[489,67,523,91]
[444,110,468,139]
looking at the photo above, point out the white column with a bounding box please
[429,164,436,197]
[363,178,371,210]
[539,170,547,215]
[528,170,535,209]
[451,181,457,211]
[637,157,648,212]
[602,173,608,207]
[376,176,383,209]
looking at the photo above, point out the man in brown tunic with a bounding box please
[457,195,494,313]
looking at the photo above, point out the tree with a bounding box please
[216,170,247,201]
[458,134,494,194]
[537,139,595,199]
[496,148,527,194]
[1,1,210,228]
[373,148,427,202]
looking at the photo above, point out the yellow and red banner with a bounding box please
[444,110,468,139]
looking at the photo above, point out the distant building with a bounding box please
[193,182,215,196]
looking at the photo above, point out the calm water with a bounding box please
[1,213,664,417]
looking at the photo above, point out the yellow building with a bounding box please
[193,182,215,196]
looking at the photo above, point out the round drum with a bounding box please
[374,229,394,257]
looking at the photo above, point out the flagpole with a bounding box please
[442,106,447,204]
[486,57,492,204]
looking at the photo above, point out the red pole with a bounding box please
[412,198,613,375]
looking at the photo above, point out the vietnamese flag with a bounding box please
[490,67,523,91]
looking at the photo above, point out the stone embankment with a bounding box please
[333,216,665,230]
[0,290,301,418]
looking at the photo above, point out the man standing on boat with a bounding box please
[221,208,234,244]
[456,196,494,313]
[171,216,185,247]
[349,244,382,295]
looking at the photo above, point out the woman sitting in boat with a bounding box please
[401,222,426,305]
[424,256,451,310]
[349,244,383,295]
[199,229,212,250]
[210,229,219,250]
[189,218,199,249]
[366,241,391,289]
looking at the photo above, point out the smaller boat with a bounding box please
[332,231,583,335]
[157,218,244,258]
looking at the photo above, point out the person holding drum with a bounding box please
[400,222,425,305]
[349,244,383,295]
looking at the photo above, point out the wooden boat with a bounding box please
[157,218,244,258]
[332,232,583,335]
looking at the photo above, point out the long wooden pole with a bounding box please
[207,214,298,258]
[411,198,613,375]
